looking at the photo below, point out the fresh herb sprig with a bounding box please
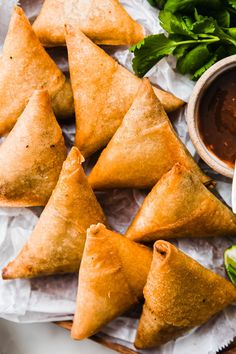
[131,0,236,79]
[224,245,236,286]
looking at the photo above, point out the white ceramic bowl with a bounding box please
[187,55,236,179]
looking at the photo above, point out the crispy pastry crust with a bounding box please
[2,147,106,279]
[0,6,73,135]
[0,89,67,207]
[71,223,152,340]
[33,0,144,47]
[88,79,210,188]
[65,26,184,157]
[135,241,236,349]
[126,163,236,241]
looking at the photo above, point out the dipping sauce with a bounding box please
[198,68,236,168]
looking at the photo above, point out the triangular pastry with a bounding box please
[0,89,67,207]
[2,147,106,279]
[88,80,210,189]
[71,223,152,340]
[135,240,236,349]
[65,25,184,157]
[33,0,65,47]
[0,6,73,135]
[126,164,236,241]
[33,0,144,47]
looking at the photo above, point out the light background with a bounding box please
[0,319,116,354]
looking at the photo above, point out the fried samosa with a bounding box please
[0,6,73,136]
[126,164,236,241]
[88,80,210,189]
[0,89,67,207]
[33,0,144,47]
[71,223,152,340]
[135,241,236,349]
[2,147,106,279]
[65,25,184,157]
[33,0,65,47]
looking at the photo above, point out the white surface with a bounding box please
[0,319,116,354]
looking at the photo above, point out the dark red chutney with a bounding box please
[198,68,236,168]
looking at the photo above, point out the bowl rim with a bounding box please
[187,54,236,179]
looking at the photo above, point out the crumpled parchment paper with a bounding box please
[0,1,235,353]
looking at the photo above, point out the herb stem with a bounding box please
[175,38,220,46]
[198,34,220,39]
[226,6,236,16]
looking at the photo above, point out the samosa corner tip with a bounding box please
[87,223,106,237]
[68,146,85,164]
[2,267,9,280]
[60,147,85,178]
[29,89,51,105]
[154,240,170,256]
[13,5,24,16]
[2,261,22,280]
[64,22,77,38]
[153,240,177,266]
[71,318,89,341]
[2,262,17,280]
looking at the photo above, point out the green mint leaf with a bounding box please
[147,0,157,6]
[192,45,226,80]
[216,9,231,28]
[224,27,236,39]
[183,15,194,29]
[159,11,172,33]
[214,23,236,45]
[194,8,201,21]
[192,17,216,34]
[191,53,218,80]
[131,34,177,77]
[164,0,222,14]
[147,0,167,8]
[159,11,197,38]
[227,44,236,54]
[173,44,190,59]
[171,15,198,38]
[135,0,235,80]
[177,44,211,75]
[224,245,236,286]
[169,34,187,42]
[227,0,236,10]
[164,0,195,13]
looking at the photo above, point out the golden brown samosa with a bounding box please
[33,0,65,47]
[0,89,67,207]
[33,0,144,47]
[88,80,210,189]
[135,241,236,349]
[71,223,152,340]
[0,6,73,136]
[65,25,184,157]
[126,164,236,242]
[2,147,106,279]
